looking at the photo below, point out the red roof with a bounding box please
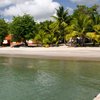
[5,34,12,40]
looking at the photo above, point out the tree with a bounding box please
[0,19,8,46]
[73,5,98,17]
[53,6,71,24]
[85,5,100,46]
[10,14,35,46]
[70,5,96,46]
[71,15,92,35]
[73,5,100,32]
[52,6,71,44]
[73,5,88,17]
[34,20,58,47]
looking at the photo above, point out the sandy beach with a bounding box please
[0,46,100,61]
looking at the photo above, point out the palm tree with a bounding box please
[53,6,70,24]
[34,21,58,47]
[52,6,71,44]
[88,11,100,46]
[69,14,92,46]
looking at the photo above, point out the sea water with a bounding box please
[0,57,100,100]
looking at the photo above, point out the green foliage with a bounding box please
[34,21,58,46]
[73,5,99,18]
[93,25,100,34]
[73,5,88,17]
[10,14,35,43]
[0,19,8,43]
[86,32,96,40]
[52,6,69,23]
[31,5,100,46]
[95,35,100,43]
[73,5,100,33]
[91,14,100,25]
[64,25,74,34]
[52,6,71,44]
[71,14,92,35]
[66,31,79,41]
[86,32,100,43]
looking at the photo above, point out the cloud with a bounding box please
[10,0,32,4]
[66,7,73,15]
[1,0,60,22]
[70,0,99,5]
[0,0,12,8]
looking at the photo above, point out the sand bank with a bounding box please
[0,46,100,61]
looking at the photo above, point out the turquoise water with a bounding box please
[0,57,100,100]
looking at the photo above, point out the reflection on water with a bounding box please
[0,57,100,100]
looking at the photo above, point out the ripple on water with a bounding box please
[0,57,100,100]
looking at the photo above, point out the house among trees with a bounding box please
[2,34,12,46]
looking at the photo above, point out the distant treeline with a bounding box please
[0,4,100,47]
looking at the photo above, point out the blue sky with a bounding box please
[55,0,76,8]
[0,0,100,22]
[58,0,100,7]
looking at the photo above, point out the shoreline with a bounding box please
[0,46,100,61]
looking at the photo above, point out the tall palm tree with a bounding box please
[52,6,71,44]
[70,14,92,46]
[53,6,70,24]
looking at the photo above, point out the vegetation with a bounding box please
[0,19,8,46]
[9,14,36,46]
[0,4,100,47]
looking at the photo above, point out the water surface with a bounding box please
[0,57,100,100]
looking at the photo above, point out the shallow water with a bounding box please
[0,57,100,100]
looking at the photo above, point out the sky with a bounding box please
[0,0,100,22]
